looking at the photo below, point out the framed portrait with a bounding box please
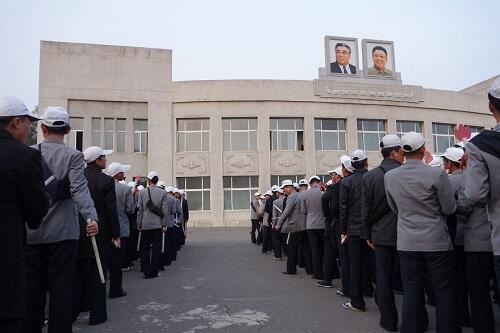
[362,39,396,79]
[325,36,359,77]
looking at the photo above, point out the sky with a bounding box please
[0,0,499,109]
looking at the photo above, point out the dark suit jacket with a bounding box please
[0,129,49,319]
[182,199,189,222]
[79,164,120,259]
[330,62,357,74]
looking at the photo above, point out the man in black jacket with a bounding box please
[0,96,49,333]
[340,150,369,312]
[72,146,120,325]
[362,135,404,331]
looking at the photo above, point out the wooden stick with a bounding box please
[87,219,105,284]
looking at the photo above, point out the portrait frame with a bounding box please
[362,39,396,80]
[324,36,360,78]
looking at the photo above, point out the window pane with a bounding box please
[75,132,83,152]
[186,177,202,189]
[92,118,101,130]
[315,131,322,150]
[92,131,101,146]
[270,119,277,130]
[202,176,210,189]
[104,118,113,131]
[364,133,381,151]
[203,191,210,210]
[116,119,126,131]
[134,119,147,131]
[116,132,125,152]
[104,132,113,150]
[223,132,231,151]
[279,131,289,150]
[141,133,148,152]
[322,119,338,131]
[233,190,250,209]
[249,131,257,150]
[185,132,202,151]
[202,119,210,130]
[224,190,232,210]
[434,123,451,134]
[357,119,363,130]
[230,118,248,130]
[202,132,209,151]
[177,119,186,131]
[295,119,303,130]
[222,119,230,131]
[314,119,321,130]
[231,132,249,151]
[338,120,346,130]
[134,133,140,152]
[188,191,203,210]
[362,120,379,131]
[338,132,346,150]
[249,118,258,130]
[271,132,278,150]
[185,119,202,131]
[250,176,259,188]
[232,176,250,188]
[322,131,339,150]
[223,177,231,188]
[357,132,364,149]
[70,118,83,130]
[277,119,295,130]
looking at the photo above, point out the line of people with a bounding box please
[251,78,500,333]
[0,97,189,333]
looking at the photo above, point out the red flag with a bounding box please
[454,124,472,142]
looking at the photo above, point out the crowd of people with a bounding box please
[0,98,190,333]
[250,78,500,333]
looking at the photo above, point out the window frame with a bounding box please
[176,176,211,211]
[222,118,258,151]
[223,176,259,210]
[357,119,386,151]
[314,118,347,151]
[133,119,148,153]
[176,118,210,152]
[270,118,304,151]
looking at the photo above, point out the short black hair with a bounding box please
[43,124,70,134]
[372,46,387,56]
[0,116,15,129]
[335,43,351,54]
[150,176,159,184]
[351,159,367,170]
[381,146,400,159]
[489,93,500,112]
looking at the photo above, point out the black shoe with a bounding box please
[336,290,349,297]
[282,271,296,275]
[342,302,365,312]
[109,291,127,299]
[315,280,333,288]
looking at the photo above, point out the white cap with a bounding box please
[179,190,185,195]
[350,149,367,161]
[298,178,309,186]
[137,185,145,191]
[147,171,159,180]
[490,76,500,99]
[173,188,181,194]
[259,194,266,199]
[380,134,401,149]
[280,179,294,188]
[428,154,443,168]
[165,186,174,193]
[265,190,272,196]
[309,175,321,183]
[83,146,113,163]
[326,180,333,185]
[157,181,166,189]
[271,185,280,192]
[293,182,299,189]
[277,188,284,194]
[127,181,136,188]
[401,132,428,152]
[0,95,40,120]
[443,147,464,163]
[106,162,131,177]
[327,170,336,175]
[40,106,70,127]
[333,166,343,177]
[254,192,261,196]
[340,155,355,173]
[454,141,466,149]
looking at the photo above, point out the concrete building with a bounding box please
[38,40,496,227]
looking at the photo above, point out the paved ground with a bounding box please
[72,228,499,333]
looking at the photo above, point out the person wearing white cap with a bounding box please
[172,189,187,250]
[158,185,182,268]
[106,162,135,299]
[385,132,457,332]
[136,171,168,279]
[73,146,120,325]
[179,189,190,239]
[361,134,404,330]
[276,180,307,275]
[271,185,286,261]
[300,176,326,281]
[262,187,278,254]
[340,154,355,176]
[23,106,99,331]
[339,149,370,312]
[298,178,309,192]
[250,192,262,244]
[0,95,49,332]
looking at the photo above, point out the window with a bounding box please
[468,126,483,134]
[91,117,101,146]
[319,175,331,183]
[223,176,259,210]
[357,119,386,151]
[222,118,257,151]
[116,118,126,152]
[270,175,305,187]
[134,119,148,153]
[177,118,210,152]
[67,117,83,151]
[270,118,304,151]
[314,118,346,150]
[396,121,423,137]
[432,123,454,154]
[176,177,210,211]
[104,118,114,150]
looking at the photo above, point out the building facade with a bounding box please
[38,41,497,227]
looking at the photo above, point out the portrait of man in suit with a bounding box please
[330,43,357,74]
[367,45,393,76]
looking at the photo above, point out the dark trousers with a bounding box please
[286,231,304,273]
[364,247,376,296]
[272,229,282,258]
[162,229,176,266]
[0,319,22,333]
[261,226,272,253]
[452,246,471,327]
[375,245,399,332]
[466,252,496,333]
[23,240,79,333]
[109,237,126,297]
[308,229,325,279]
[124,229,139,267]
[72,257,109,325]
[348,235,367,309]
[141,229,162,278]
[251,219,260,244]
[495,255,500,297]
[323,233,340,282]
[398,251,457,333]
[338,232,350,295]
[301,231,313,274]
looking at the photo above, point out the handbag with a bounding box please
[146,187,165,218]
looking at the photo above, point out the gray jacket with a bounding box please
[277,191,305,233]
[165,195,181,228]
[448,170,467,246]
[272,196,285,227]
[385,159,456,252]
[137,185,168,230]
[114,180,135,237]
[27,139,97,244]
[250,198,260,220]
[300,186,325,230]
[465,123,500,255]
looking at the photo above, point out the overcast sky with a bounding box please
[1,0,499,109]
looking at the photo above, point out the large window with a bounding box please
[134,119,148,153]
[176,177,210,211]
[223,176,259,210]
[270,118,304,151]
[396,121,423,137]
[222,118,257,151]
[177,118,210,152]
[432,123,454,154]
[270,175,305,187]
[91,117,125,152]
[357,119,386,151]
[67,117,83,151]
[468,125,483,134]
[314,118,346,150]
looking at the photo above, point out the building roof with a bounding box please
[460,74,500,96]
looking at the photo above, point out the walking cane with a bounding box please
[137,231,142,252]
[161,230,165,253]
[286,232,291,245]
[87,219,105,284]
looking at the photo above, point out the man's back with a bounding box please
[385,160,456,252]
[301,187,325,230]
[114,180,135,238]
[339,169,367,237]
[137,186,168,230]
